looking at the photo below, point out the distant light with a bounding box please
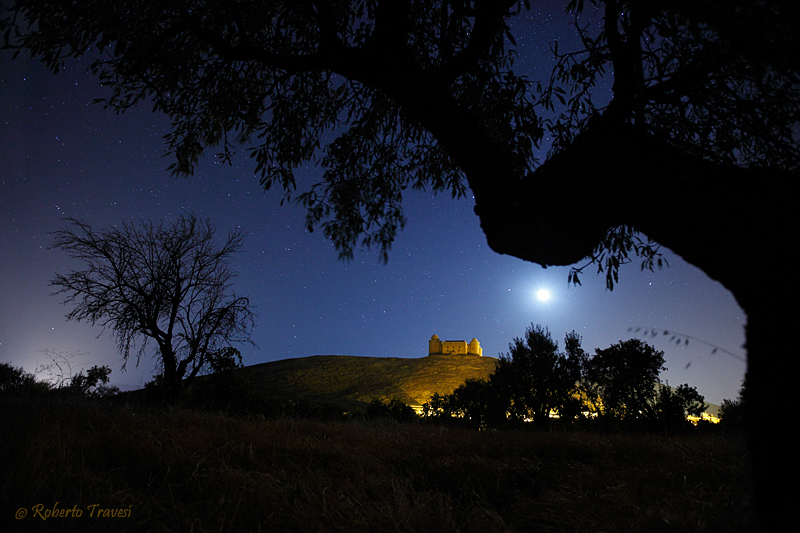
[536,289,551,302]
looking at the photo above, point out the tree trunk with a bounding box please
[159,345,182,407]
[465,118,795,529]
[743,298,797,531]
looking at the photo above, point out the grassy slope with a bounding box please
[235,354,499,410]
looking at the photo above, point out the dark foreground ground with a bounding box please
[1,398,752,532]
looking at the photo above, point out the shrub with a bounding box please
[366,398,418,422]
[0,362,50,397]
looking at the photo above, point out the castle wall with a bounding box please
[429,335,482,356]
[442,340,468,355]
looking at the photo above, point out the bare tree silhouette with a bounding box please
[50,214,255,404]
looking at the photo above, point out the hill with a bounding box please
[234,354,499,412]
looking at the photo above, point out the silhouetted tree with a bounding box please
[653,382,707,434]
[719,379,748,434]
[66,364,120,399]
[366,398,418,423]
[50,214,255,405]
[0,360,118,399]
[421,392,451,420]
[491,325,584,429]
[446,377,491,429]
[5,0,798,524]
[585,339,666,424]
[0,362,49,397]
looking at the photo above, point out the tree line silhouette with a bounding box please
[423,324,715,434]
[1,323,744,439]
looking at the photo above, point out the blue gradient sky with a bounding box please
[0,8,746,404]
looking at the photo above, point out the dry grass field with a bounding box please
[1,397,752,533]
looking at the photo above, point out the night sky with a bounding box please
[0,6,746,405]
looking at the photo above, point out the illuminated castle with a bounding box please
[428,335,483,356]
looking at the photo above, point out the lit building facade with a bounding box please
[428,335,483,356]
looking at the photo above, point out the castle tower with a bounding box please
[429,334,443,355]
[468,338,483,356]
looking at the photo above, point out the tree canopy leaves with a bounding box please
[3,0,540,262]
[4,1,797,282]
[493,325,584,428]
[585,338,666,421]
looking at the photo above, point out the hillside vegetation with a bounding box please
[232,354,499,411]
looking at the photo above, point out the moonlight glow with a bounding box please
[536,289,551,302]
[0,11,748,410]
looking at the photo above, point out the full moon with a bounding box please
[536,289,551,301]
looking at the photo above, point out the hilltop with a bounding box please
[136,352,720,420]
[233,354,499,412]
